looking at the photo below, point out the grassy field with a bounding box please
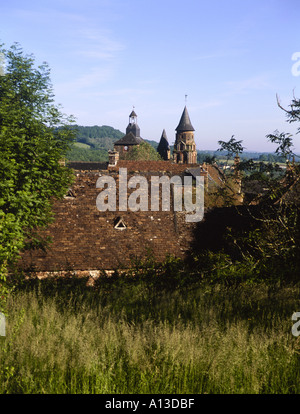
[1,272,300,394]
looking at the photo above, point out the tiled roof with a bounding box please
[206,164,225,184]
[108,160,199,174]
[108,161,224,187]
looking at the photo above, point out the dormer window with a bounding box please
[64,188,76,199]
[114,217,127,230]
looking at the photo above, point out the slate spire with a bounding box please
[175,106,195,132]
[157,129,170,160]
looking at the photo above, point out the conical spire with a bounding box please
[157,129,170,160]
[175,106,195,132]
[159,129,169,146]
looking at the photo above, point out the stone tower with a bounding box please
[157,129,170,160]
[173,106,197,164]
[113,109,143,157]
[125,110,141,139]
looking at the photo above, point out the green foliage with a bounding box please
[235,205,299,266]
[233,95,300,268]
[257,153,284,163]
[218,135,244,161]
[197,152,216,164]
[66,145,108,162]
[63,125,163,162]
[122,141,162,161]
[267,130,294,161]
[266,94,300,163]
[236,159,284,180]
[277,94,300,130]
[73,125,124,150]
[0,43,75,310]
[143,138,159,149]
[0,52,4,76]
[73,142,91,149]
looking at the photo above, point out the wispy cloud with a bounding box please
[74,28,125,61]
[55,73,156,100]
[193,48,247,61]
[10,7,125,63]
[224,74,274,94]
[54,66,115,95]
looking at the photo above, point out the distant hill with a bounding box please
[197,150,287,163]
[144,139,159,149]
[66,125,290,163]
[73,125,125,150]
[66,125,160,162]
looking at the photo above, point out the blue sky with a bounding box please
[1,0,300,152]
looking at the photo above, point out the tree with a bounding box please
[266,130,294,162]
[276,93,300,129]
[123,142,162,161]
[217,135,244,165]
[0,43,75,312]
[266,93,300,162]
[203,155,216,164]
[0,52,4,76]
[230,95,300,267]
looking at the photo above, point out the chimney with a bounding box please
[108,150,119,167]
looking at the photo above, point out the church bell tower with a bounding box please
[173,106,197,164]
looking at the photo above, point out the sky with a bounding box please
[1,0,300,153]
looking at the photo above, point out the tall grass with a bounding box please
[1,275,300,394]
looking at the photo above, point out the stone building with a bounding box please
[113,106,197,164]
[18,156,229,278]
[17,105,242,279]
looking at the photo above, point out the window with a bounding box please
[114,217,127,230]
[179,141,186,151]
[64,188,76,199]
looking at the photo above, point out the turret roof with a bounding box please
[158,129,170,149]
[175,106,195,132]
[114,132,144,146]
[129,110,137,118]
